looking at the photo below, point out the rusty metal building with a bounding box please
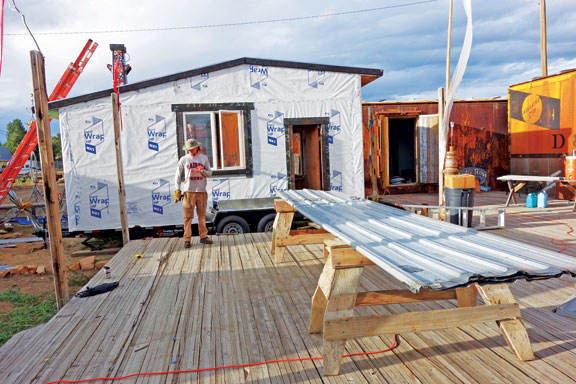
[362,99,509,196]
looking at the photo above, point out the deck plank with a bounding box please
[1,198,576,383]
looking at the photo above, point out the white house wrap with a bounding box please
[51,58,382,231]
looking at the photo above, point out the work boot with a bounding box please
[200,237,213,245]
[184,241,191,248]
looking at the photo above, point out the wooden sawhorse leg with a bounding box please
[310,239,373,375]
[271,199,336,263]
[506,181,526,206]
[476,284,534,361]
[271,200,295,263]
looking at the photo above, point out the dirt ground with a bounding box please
[1,183,118,313]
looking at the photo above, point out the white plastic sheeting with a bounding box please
[440,0,473,192]
[60,64,366,231]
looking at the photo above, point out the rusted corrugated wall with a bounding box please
[362,99,509,196]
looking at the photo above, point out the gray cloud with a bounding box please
[0,0,575,140]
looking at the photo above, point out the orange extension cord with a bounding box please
[41,202,576,384]
[509,211,576,253]
[44,335,398,384]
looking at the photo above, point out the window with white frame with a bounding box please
[173,103,254,176]
[183,110,246,171]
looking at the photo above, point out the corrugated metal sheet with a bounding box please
[278,189,576,293]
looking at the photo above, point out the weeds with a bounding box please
[0,290,57,347]
[67,272,91,287]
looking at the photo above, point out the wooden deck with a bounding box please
[1,191,576,383]
[380,190,576,254]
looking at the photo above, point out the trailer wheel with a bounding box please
[216,215,250,234]
[257,213,277,233]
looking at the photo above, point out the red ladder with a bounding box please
[0,39,98,205]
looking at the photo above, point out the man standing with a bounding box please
[174,138,213,248]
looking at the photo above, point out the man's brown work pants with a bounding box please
[182,191,208,241]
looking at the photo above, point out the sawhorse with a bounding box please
[311,239,534,376]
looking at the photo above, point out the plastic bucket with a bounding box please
[566,156,576,180]
[444,188,475,227]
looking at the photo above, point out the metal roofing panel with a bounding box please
[278,189,576,293]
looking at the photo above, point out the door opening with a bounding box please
[388,118,417,184]
[285,119,330,191]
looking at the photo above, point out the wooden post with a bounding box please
[30,51,69,309]
[438,87,446,206]
[540,0,548,77]
[111,93,130,245]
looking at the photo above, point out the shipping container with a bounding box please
[362,99,509,196]
[508,69,576,178]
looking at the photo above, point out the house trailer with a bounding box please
[49,58,382,232]
[362,99,509,196]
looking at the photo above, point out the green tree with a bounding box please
[52,133,62,159]
[5,119,27,154]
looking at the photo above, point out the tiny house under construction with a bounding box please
[362,99,509,196]
[49,58,382,232]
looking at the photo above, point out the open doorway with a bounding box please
[388,118,417,184]
[285,118,330,190]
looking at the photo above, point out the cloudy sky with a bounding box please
[0,0,575,142]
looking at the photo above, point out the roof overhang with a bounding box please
[49,57,383,110]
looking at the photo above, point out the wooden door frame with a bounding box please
[379,114,419,186]
[284,117,330,190]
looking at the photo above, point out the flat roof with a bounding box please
[363,98,507,105]
[509,68,576,88]
[49,57,383,109]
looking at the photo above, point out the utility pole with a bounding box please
[540,0,548,77]
[31,51,69,309]
[446,0,453,92]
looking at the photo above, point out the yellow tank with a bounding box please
[445,174,475,189]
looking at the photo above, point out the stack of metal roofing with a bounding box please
[277,189,576,293]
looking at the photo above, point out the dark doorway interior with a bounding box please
[389,118,416,184]
[292,124,323,190]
